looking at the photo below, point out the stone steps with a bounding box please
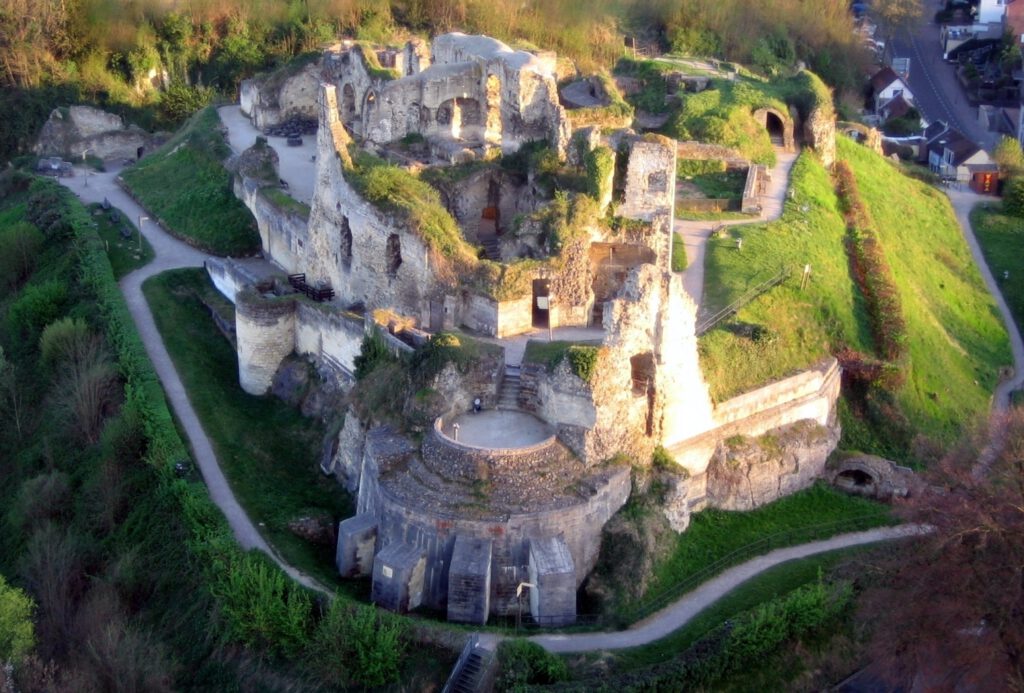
[480,236,500,261]
[497,366,522,410]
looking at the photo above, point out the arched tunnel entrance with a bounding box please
[835,468,876,493]
[765,111,785,146]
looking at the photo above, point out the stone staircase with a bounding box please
[443,636,495,693]
[479,235,500,261]
[497,365,521,410]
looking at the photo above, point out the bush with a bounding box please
[12,472,72,531]
[677,158,727,177]
[585,146,615,205]
[1003,177,1024,217]
[353,330,395,380]
[211,554,312,658]
[566,345,600,382]
[8,281,69,337]
[0,222,43,291]
[0,574,36,666]
[39,317,93,370]
[496,639,569,691]
[307,601,406,688]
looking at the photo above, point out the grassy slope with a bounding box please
[970,203,1024,337]
[608,547,869,671]
[121,107,260,256]
[841,138,1010,442]
[142,268,358,592]
[629,484,889,617]
[699,151,871,401]
[700,139,1010,452]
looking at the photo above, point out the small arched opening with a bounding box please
[835,468,875,492]
[341,84,356,122]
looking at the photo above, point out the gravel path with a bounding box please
[59,165,332,596]
[524,524,928,654]
[677,149,799,308]
[945,188,1024,476]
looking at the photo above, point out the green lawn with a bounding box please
[618,484,890,620]
[699,150,870,402]
[971,203,1024,337]
[690,170,747,201]
[699,140,1010,456]
[86,202,154,279]
[842,139,1010,444]
[142,268,357,592]
[121,107,260,256]
[608,546,872,671]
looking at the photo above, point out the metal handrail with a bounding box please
[696,265,791,336]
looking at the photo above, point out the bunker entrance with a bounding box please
[765,111,785,146]
[532,279,550,328]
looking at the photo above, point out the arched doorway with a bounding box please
[341,84,356,125]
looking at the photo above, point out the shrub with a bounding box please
[677,158,727,177]
[353,330,395,380]
[566,345,600,382]
[0,222,43,291]
[496,639,569,691]
[1003,177,1024,217]
[0,574,36,666]
[307,601,406,688]
[8,281,69,337]
[211,553,313,658]
[39,317,93,370]
[12,472,72,531]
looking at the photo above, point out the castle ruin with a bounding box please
[210,33,842,625]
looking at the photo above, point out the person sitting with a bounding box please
[473,398,482,413]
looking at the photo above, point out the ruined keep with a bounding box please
[213,33,844,625]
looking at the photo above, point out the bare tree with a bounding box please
[862,408,1024,689]
[874,0,924,39]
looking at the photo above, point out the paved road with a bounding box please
[945,188,1024,475]
[677,149,799,309]
[59,165,332,596]
[890,17,999,149]
[524,524,928,654]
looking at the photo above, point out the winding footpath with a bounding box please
[58,168,332,596]
[56,128,1021,660]
[946,188,1024,476]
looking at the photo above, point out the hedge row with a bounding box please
[833,161,907,363]
[48,177,406,686]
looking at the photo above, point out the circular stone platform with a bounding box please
[442,410,552,449]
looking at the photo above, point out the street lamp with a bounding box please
[138,216,149,253]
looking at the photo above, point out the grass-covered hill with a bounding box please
[120,107,260,256]
[700,137,1011,463]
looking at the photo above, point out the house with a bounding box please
[879,93,918,124]
[870,67,915,116]
[1006,0,1024,42]
[924,124,994,187]
[976,0,1008,24]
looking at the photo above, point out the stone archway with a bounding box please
[753,107,795,151]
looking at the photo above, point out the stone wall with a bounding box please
[240,60,322,130]
[354,425,631,617]
[235,291,297,395]
[618,136,678,224]
[234,176,308,273]
[294,302,365,377]
[804,105,837,169]
[423,420,558,482]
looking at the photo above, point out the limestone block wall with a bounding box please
[234,177,307,274]
[205,257,266,303]
[240,61,322,129]
[236,292,297,395]
[307,85,438,319]
[712,358,840,433]
[294,302,365,377]
[362,462,631,616]
[804,105,837,169]
[618,137,678,225]
[422,421,558,482]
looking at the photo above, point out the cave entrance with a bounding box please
[836,469,875,490]
[764,110,785,146]
[532,278,550,329]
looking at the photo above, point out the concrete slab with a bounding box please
[444,410,552,448]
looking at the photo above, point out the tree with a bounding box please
[993,136,1024,179]
[0,573,36,666]
[862,408,1024,688]
[875,0,924,37]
